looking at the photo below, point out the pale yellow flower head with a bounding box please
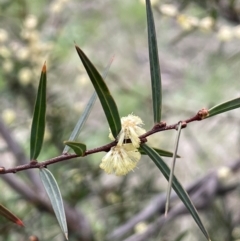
[217,26,233,42]
[100,144,141,176]
[109,114,146,148]
[199,17,214,31]
[177,15,199,31]
[160,4,178,17]
[2,109,16,125]
[18,67,32,86]
[24,15,38,29]
[0,29,8,43]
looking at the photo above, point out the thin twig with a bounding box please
[0,109,208,174]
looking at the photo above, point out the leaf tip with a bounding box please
[16,219,25,227]
[42,62,47,73]
[75,44,80,51]
[65,232,68,240]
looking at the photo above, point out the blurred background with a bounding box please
[0,0,240,240]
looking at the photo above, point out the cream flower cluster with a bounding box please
[100,114,146,176]
[158,3,240,42]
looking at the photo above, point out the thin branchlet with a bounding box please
[0,109,207,174]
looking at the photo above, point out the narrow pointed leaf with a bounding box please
[39,168,68,239]
[63,56,114,153]
[141,143,210,241]
[139,147,180,158]
[0,204,24,226]
[63,92,96,154]
[63,141,86,156]
[30,63,47,160]
[145,0,162,123]
[165,122,182,215]
[75,46,121,138]
[206,97,240,118]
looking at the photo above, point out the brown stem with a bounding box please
[0,109,207,175]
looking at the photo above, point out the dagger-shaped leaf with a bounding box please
[63,56,114,154]
[0,204,24,226]
[75,46,121,138]
[30,63,47,160]
[141,143,210,241]
[63,92,96,154]
[39,168,68,240]
[139,147,180,158]
[145,0,162,123]
[206,97,240,118]
[165,122,182,215]
[64,141,86,156]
